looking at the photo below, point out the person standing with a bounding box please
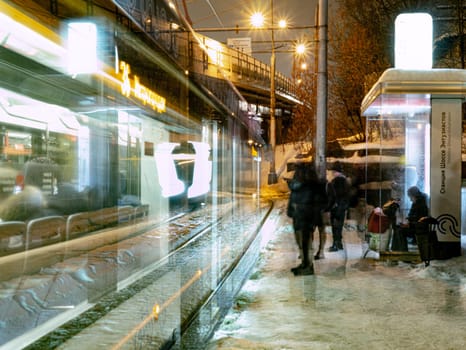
[327,161,350,252]
[405,186,429,244]
[287,162,328,275]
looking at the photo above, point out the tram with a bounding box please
[0,1,264,348]
[0,1,256,242]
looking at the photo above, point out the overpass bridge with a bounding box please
[184,32,302,145]
[111,0,302,145]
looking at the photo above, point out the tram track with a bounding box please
[0,204,220,349]
[176,200,275,349]
[20,197,270,349]
[0,195,272,350]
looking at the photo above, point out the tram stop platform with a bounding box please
[207,186,466,350]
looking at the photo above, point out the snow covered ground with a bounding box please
[207,198,466,350]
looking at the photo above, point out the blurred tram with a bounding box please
[0,8,252,245]
[0,1,264,348]
[0,82,212,221]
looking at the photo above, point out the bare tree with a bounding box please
[282,60,316,144]
[287,0,464,145]
[326,4,390,142]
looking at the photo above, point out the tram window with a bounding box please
[0,122,78,193]
[144,141,154,156]
[0,129,32,166]
[23,157,61,195]
[0,165,16,200]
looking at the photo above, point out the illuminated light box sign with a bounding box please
[67,22,98,74]
[395,13,432,69]
[119,61,166,113]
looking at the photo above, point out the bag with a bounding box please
[367,207,389,233]
[391,226,408,251]
[382,199,400,218]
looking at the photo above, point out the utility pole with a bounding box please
[315,0,328,181]
[268,0,278,184]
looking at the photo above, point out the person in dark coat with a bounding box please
[327,161,350,252]
[405,185,429,243]
[287,162,328,276]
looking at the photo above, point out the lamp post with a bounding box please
[268,0,278,184]
[251,2,280,184]
[250,5,300,184]
[292,43,307,79]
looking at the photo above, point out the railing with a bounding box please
[183,33,298,100]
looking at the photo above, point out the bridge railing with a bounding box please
[174,32,298,101]
[112,0,298,103]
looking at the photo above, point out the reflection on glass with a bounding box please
[0,2,261,348]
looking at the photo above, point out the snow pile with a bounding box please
[411,255,466,288]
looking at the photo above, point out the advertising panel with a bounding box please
[430,99,462,242]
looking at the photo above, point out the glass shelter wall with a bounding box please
[364,93,431,220]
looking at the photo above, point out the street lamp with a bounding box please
[292,42,308,78]
[268,0,278,184]
[251,1,284,184]
[295,43,306,55]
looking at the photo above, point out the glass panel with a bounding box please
[363,93,430,252]
[0,7,263,348]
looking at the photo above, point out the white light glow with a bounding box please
[424,123,430,197]
[0,13,65,70]
[187,142,212,198]
[78,126,90,191]
[250,12,265,28]
[117,110,142,146]
[155,143,185,197]
[204,38,224,67]
[154,141,211,199]
[0,87,80,135]
[67,22,98,74]
[395,13,432,70]
[295,43,306,55]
